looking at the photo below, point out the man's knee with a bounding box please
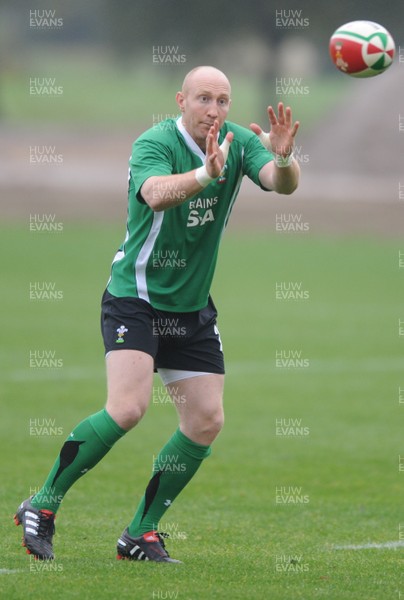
[106,397,147,431]
[105,349,154,430]
[205,409,224,438]
[188,407,224,443]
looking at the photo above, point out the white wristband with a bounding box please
[274,152,294,168]
[195,165,215,187]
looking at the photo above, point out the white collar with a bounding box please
[176,117,219,164]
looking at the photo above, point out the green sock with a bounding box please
[31,409,126,513]
[128,428,211,537]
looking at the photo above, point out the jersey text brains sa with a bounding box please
[187,197,218,228]
[152,46,186,64]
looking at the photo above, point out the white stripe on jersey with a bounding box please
[223,169,243,230]
[135,211,164,302]
[107,228,129,287]
[176,117,213,163]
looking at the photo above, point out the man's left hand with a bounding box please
[250,102,300,157]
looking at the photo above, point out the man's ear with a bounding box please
[176,91,185,112]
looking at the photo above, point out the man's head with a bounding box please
[176,66,231,150]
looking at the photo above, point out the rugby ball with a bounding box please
[329,20,395,77]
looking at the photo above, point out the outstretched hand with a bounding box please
[250,102,299,157]
[205,120,234,178]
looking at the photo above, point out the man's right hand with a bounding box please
[205,120,234,179]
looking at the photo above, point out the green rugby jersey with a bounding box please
[107,117,273,312]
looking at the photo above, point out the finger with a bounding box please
[208,121,218,135]
[249,123,262,135]
[208,123,217,139]
[291,121,300,138]
[259,131,271,150]
[219,135,232,163]
[207,151,218,165]
[226,131,234,143]
[208,122,220,152]
[250,123,271,149]
[213,119,219,137]
[267,106,278,127]
[284,106,292,128]
[206,131,215,156]
[277,102,285,125]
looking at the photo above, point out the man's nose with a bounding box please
[207,104,218,118]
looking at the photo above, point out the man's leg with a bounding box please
[127,373,224,537]
[30,350,154,513]
[15,350,154,559]
[105,349,154,430]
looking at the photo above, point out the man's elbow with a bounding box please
[144,196,164,212]
[141,178,164,211]
[277,180,299,195]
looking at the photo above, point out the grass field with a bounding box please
[1,223,403,599]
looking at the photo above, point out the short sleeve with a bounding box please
[242,135,274,190]
[130,138,174,202]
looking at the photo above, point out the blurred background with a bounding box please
[0,0,403,232]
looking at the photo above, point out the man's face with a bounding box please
[176,71,231,150]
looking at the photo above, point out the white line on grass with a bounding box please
[227,357,403,375]
[7,367,104,382]
[0,569,25,574]
[333,541,404,550]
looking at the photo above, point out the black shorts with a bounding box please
[100,289,225,374]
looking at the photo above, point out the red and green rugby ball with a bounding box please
[329,20,395,77]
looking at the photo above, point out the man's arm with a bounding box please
[250,102,300,195]
[141,171,204,211]
[258,158,300,195]
[141,121,233,211]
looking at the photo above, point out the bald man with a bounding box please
[15,66,300,563]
